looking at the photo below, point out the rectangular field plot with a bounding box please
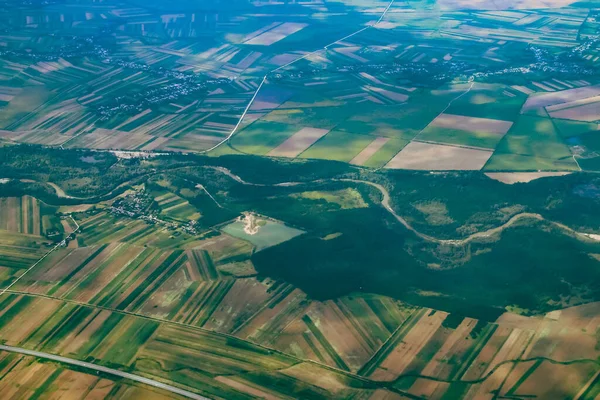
[362,138,410,168]
[153,191,201,222]
[268,127,330,158]
[486,115,578,171]
[299,130,374,162]
[244,294,414,372]
[350,137,390,165]
[244,22,308,46]
[522,84,600,111]
[386,141,493,170]
[548,101,600,122]
[0,197,41,235]
[429,114,513,135]
[230,120,299,155]
[418,126,507,149]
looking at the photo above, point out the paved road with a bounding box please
[0,345,210,400]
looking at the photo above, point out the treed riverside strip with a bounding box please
[7,164,599,246]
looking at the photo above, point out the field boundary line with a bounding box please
[358,307,418,376]
[3,289,378,384]
[0,243,62,296]
[0,216,80,297]
[205,0,396,154]
[410,80,475,144]
[0,344,210,400]
[201,75,267,154]
[0,215,79,296]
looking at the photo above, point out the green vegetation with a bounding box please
[1,0,600,397]
[299,130,373,162]
[221,218,305,251]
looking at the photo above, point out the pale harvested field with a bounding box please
[281,363,349,393]
[408,379,449,399]
[385,141,493,170]
[268,127,329,158]
[464,363,512,399]
[272,318,337,366]
[69,245,145,303]
[306,301,373,371]
[549,102,600,122]
[0,297,60,344]
[350,137,389,165]
[0,359,55,399]
[370,310,448,381]
[67,128,156,150]
[365,86,408,103]
[485,171,572,184]
[522,84,600,111]
[461,326,515,380]
[52,243,120,298]
[18,247,94,292]
[99,249,169,308]
[245,22,307,46]
[420,317,478,378]
[46,371,107,400]
[430,113,513,134]
[140,268,192,319]
[520,303,600,361]
[483,328,533,378]
[203,278,272,333]
[512,362,597,398]
[237,288,306,341]
[545,95,600,112]
[498,359,538,397]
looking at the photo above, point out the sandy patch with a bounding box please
[237,212,261,235]
[386,141,493,170]
[430,113,513,134]
[268,127,329,158]
[485,171,572,184]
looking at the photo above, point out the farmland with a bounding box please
[0,0,597,173]
[1,0,600,398]
[1,143,600,397]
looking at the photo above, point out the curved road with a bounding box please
[10,165,598,246]
[0,345,209,400]
[208,166,597,246]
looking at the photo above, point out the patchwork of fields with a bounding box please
[1,0,600,398]
[0,1,598,172]
[2,165,600,398]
